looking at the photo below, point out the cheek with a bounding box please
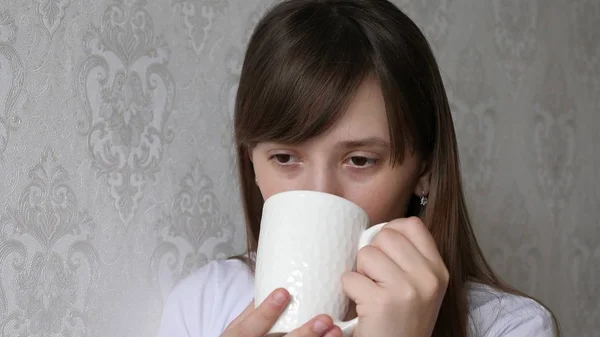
[348,178,414,224]
[259,182,295,201]
[254,161,296,200]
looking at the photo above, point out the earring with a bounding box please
[420,191,428,206]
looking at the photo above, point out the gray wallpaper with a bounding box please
[0,0,597,336]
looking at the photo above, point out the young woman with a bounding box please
[158,1,558,336]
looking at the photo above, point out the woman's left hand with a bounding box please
[341,216,449,337]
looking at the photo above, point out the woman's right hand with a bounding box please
[221,288,342,337]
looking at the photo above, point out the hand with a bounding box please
[341,217,449,337]
[222,288,343,337]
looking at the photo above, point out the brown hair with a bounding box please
[233,1,558,336]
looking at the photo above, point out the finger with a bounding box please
[341,271,379,305]
[232,288,289,337]
[356,245,404,284]
[225,300,255,329]
[323,325,343,337]
[371,227,430,273]
[286,314,334,337]
[384,217,443,263]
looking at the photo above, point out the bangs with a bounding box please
[235,1,426,163]
[253,45,369,145]
[236,3,373,145]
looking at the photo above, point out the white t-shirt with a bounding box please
[157,259,555,337]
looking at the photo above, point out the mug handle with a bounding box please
[335,222,387,337]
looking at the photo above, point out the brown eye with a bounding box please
[272,154,296,164]
[351,157,368,166]
[348,156,377,168]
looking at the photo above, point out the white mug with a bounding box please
[254,190,386,337]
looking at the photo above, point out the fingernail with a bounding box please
[312,319,329,334]
[270,289,288,305]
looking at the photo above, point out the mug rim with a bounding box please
[263,189,368,216]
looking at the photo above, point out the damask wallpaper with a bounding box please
[0,0,597,336]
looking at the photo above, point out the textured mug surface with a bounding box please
[254,190,383,335]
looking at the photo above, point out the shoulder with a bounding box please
[467,282,556,337]
[167,258,253,305]
[157,259,254,337]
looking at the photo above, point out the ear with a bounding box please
[413,159,431,197]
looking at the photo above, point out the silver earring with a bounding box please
[420,191,428,206]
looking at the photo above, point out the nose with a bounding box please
[302,166,343,197]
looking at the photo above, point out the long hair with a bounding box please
[233,1,558,336]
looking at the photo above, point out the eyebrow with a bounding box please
[337,137,391,149]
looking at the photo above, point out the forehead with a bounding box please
[325,78,390,141]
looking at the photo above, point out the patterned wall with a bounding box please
[0,0,597,336]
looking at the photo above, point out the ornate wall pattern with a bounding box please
[0,0,597,336]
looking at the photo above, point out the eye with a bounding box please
[270,153,298,165]
[347,156,377,168]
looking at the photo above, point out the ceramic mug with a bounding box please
[254,190,386,337]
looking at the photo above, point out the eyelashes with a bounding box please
[268,153,378,170]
